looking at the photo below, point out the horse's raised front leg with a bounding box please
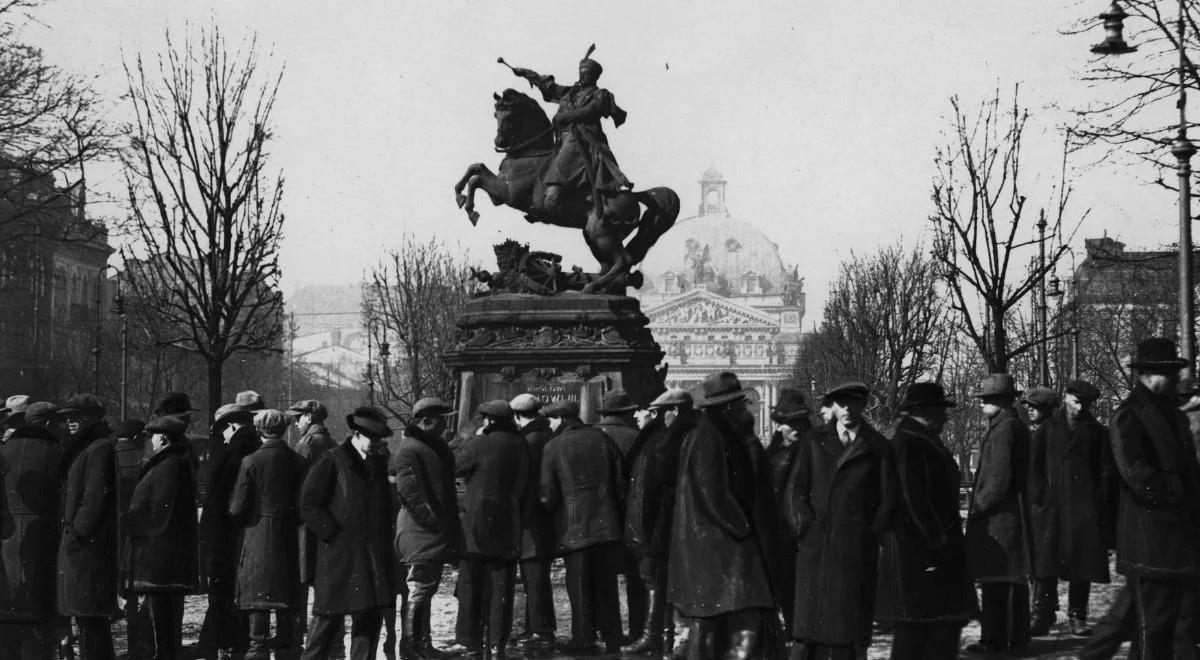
[582,218,632,294]
[454,163,498,226]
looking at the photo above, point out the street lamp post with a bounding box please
[1091,0,1196,373]
[1037,213,1052,387]
[113,277,128,421]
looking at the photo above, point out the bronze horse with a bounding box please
[454,88,679,294]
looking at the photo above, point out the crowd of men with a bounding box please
[0,335,1198,659]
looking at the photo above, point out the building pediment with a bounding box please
[645,289,777,329]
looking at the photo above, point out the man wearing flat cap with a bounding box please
[391,398,462,659]
[784,380,896,660]
[301,406,397,660]
[199,403,260,658]
[448,401,529,658]
[56,393,121,660]
[1021,387,1059,435]
[963,373,1033,654]
[593,390,647,643]
[1080,339,1200,659]
[508,394,557,652]
[1028,379,1115,638]
[539,399,625,654]
[621,389,695,655]
[0,402,63,659]
[875,383,975,660]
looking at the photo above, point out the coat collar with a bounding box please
[987,407,1019,430]
[522,416,550,435]
[140,442,188,476]
[302,423,329,441]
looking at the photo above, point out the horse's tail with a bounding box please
[626,187,680,264]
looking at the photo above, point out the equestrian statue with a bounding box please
[454,45,680,295]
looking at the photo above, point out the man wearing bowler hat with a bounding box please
[964,373,1033,654]
[392,398,463,659]
[539,399,625,654]
[594,390,647,644]
[300,406,397,660]
[1029,379,1116,638]
[449,400,529,658]
[509,394,557,653]
[785,381,895,660]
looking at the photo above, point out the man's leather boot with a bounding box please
[622,588,664,654]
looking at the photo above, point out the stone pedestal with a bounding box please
[443,293,665,426]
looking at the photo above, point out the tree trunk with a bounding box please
[206,357,224,419]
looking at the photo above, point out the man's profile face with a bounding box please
[414,415,447,437]
[830,396,865,427]
[1140,370,1178,395]
[980,396,1008,418]
[294,413,312,434]
[65,413,96,438]
[634,408,653,429]
[1064,393,1087,420]
[577,66,598,86]
[548,416,563,432]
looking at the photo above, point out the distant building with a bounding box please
[631,168,805,437]
[286,285,369,391]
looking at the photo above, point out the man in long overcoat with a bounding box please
[621,389,694,655]
[56,394,119,660]
[0,402,64,658]
[450,401,529,658]
[964,373,1034,654]
[763,388,812,636]
[509,394,556,653]
[229,410,308,660]
[875,383,976,660]
[784,381,896,660]
[124,415,200,660]
[1029,379,1115,638]
[539,399,625,654]
[199,404,259,658]
[300,406,396,660]
[392,398,462,659]
[112,419,151,659]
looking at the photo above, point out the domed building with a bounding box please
[632,168,805,437]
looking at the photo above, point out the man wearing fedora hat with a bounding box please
[301,406,397,660]
[1079,338,1200,659]
[154,392,199,427]
[670,371,784,660]
[784,380,895,660]
[539,399,625,654]
[0,394,30,443]
[876,383,975,660]
[964,373,1034,654]
[391,398,463,660]
[621,389,695,655]
[594,389,647,644]
[1028,379,1116,638]
[199,402,259,659]
[0,401,64,659]
[763,388,812,637]
[56,393,120,660]
[449,401,529,658]
[508,394,557,652]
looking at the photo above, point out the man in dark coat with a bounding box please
[1081,339,1200,659]
[621,389,694,655]
[199,403,259,659]
[964,373,1034,654]
[112,419,150,659]
[1029,379,1115,638]
[448,401,529,658]
[56,394,119,660]
[875,383,975,660]
[593,390,647,644]
[392,398,463,659]
[0,402,64,659]
[124,415,200,660]
[539,399,625,654]
[509,394,557,653]
[230,410,308,660]
[784,381,896,660]
[1022,387,1059,434]
[300,406,397,660]
[286,399,344,659]
[763,388,812,637]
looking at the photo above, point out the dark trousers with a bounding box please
[1034,577,1092,619]
[518,559,555,636]
[889,623,962,660]
[1079,582,1136,660]
[564,542,621,644]
[979,582,1030,651]
[246,608,301,660]
[0,622,56,660]
[200,572,248,652]
[75,617,114,660]
[299,587,344,659]
[144,594,185,660]
[1129,574,1193,659]
[301,610,381,660]
[618,547,647,638]
[455,559,516,647]
[124,594,153,660]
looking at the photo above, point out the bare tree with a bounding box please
[120,26,286,415]
[807,242,948,425]
[930,89,1084,373]
[0,0,113,244]
[364,235,479,418]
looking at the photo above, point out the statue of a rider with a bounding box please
[510,45,632,217]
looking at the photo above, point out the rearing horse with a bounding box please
[454,88,679,294]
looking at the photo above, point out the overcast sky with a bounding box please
[24,0,1175,317]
